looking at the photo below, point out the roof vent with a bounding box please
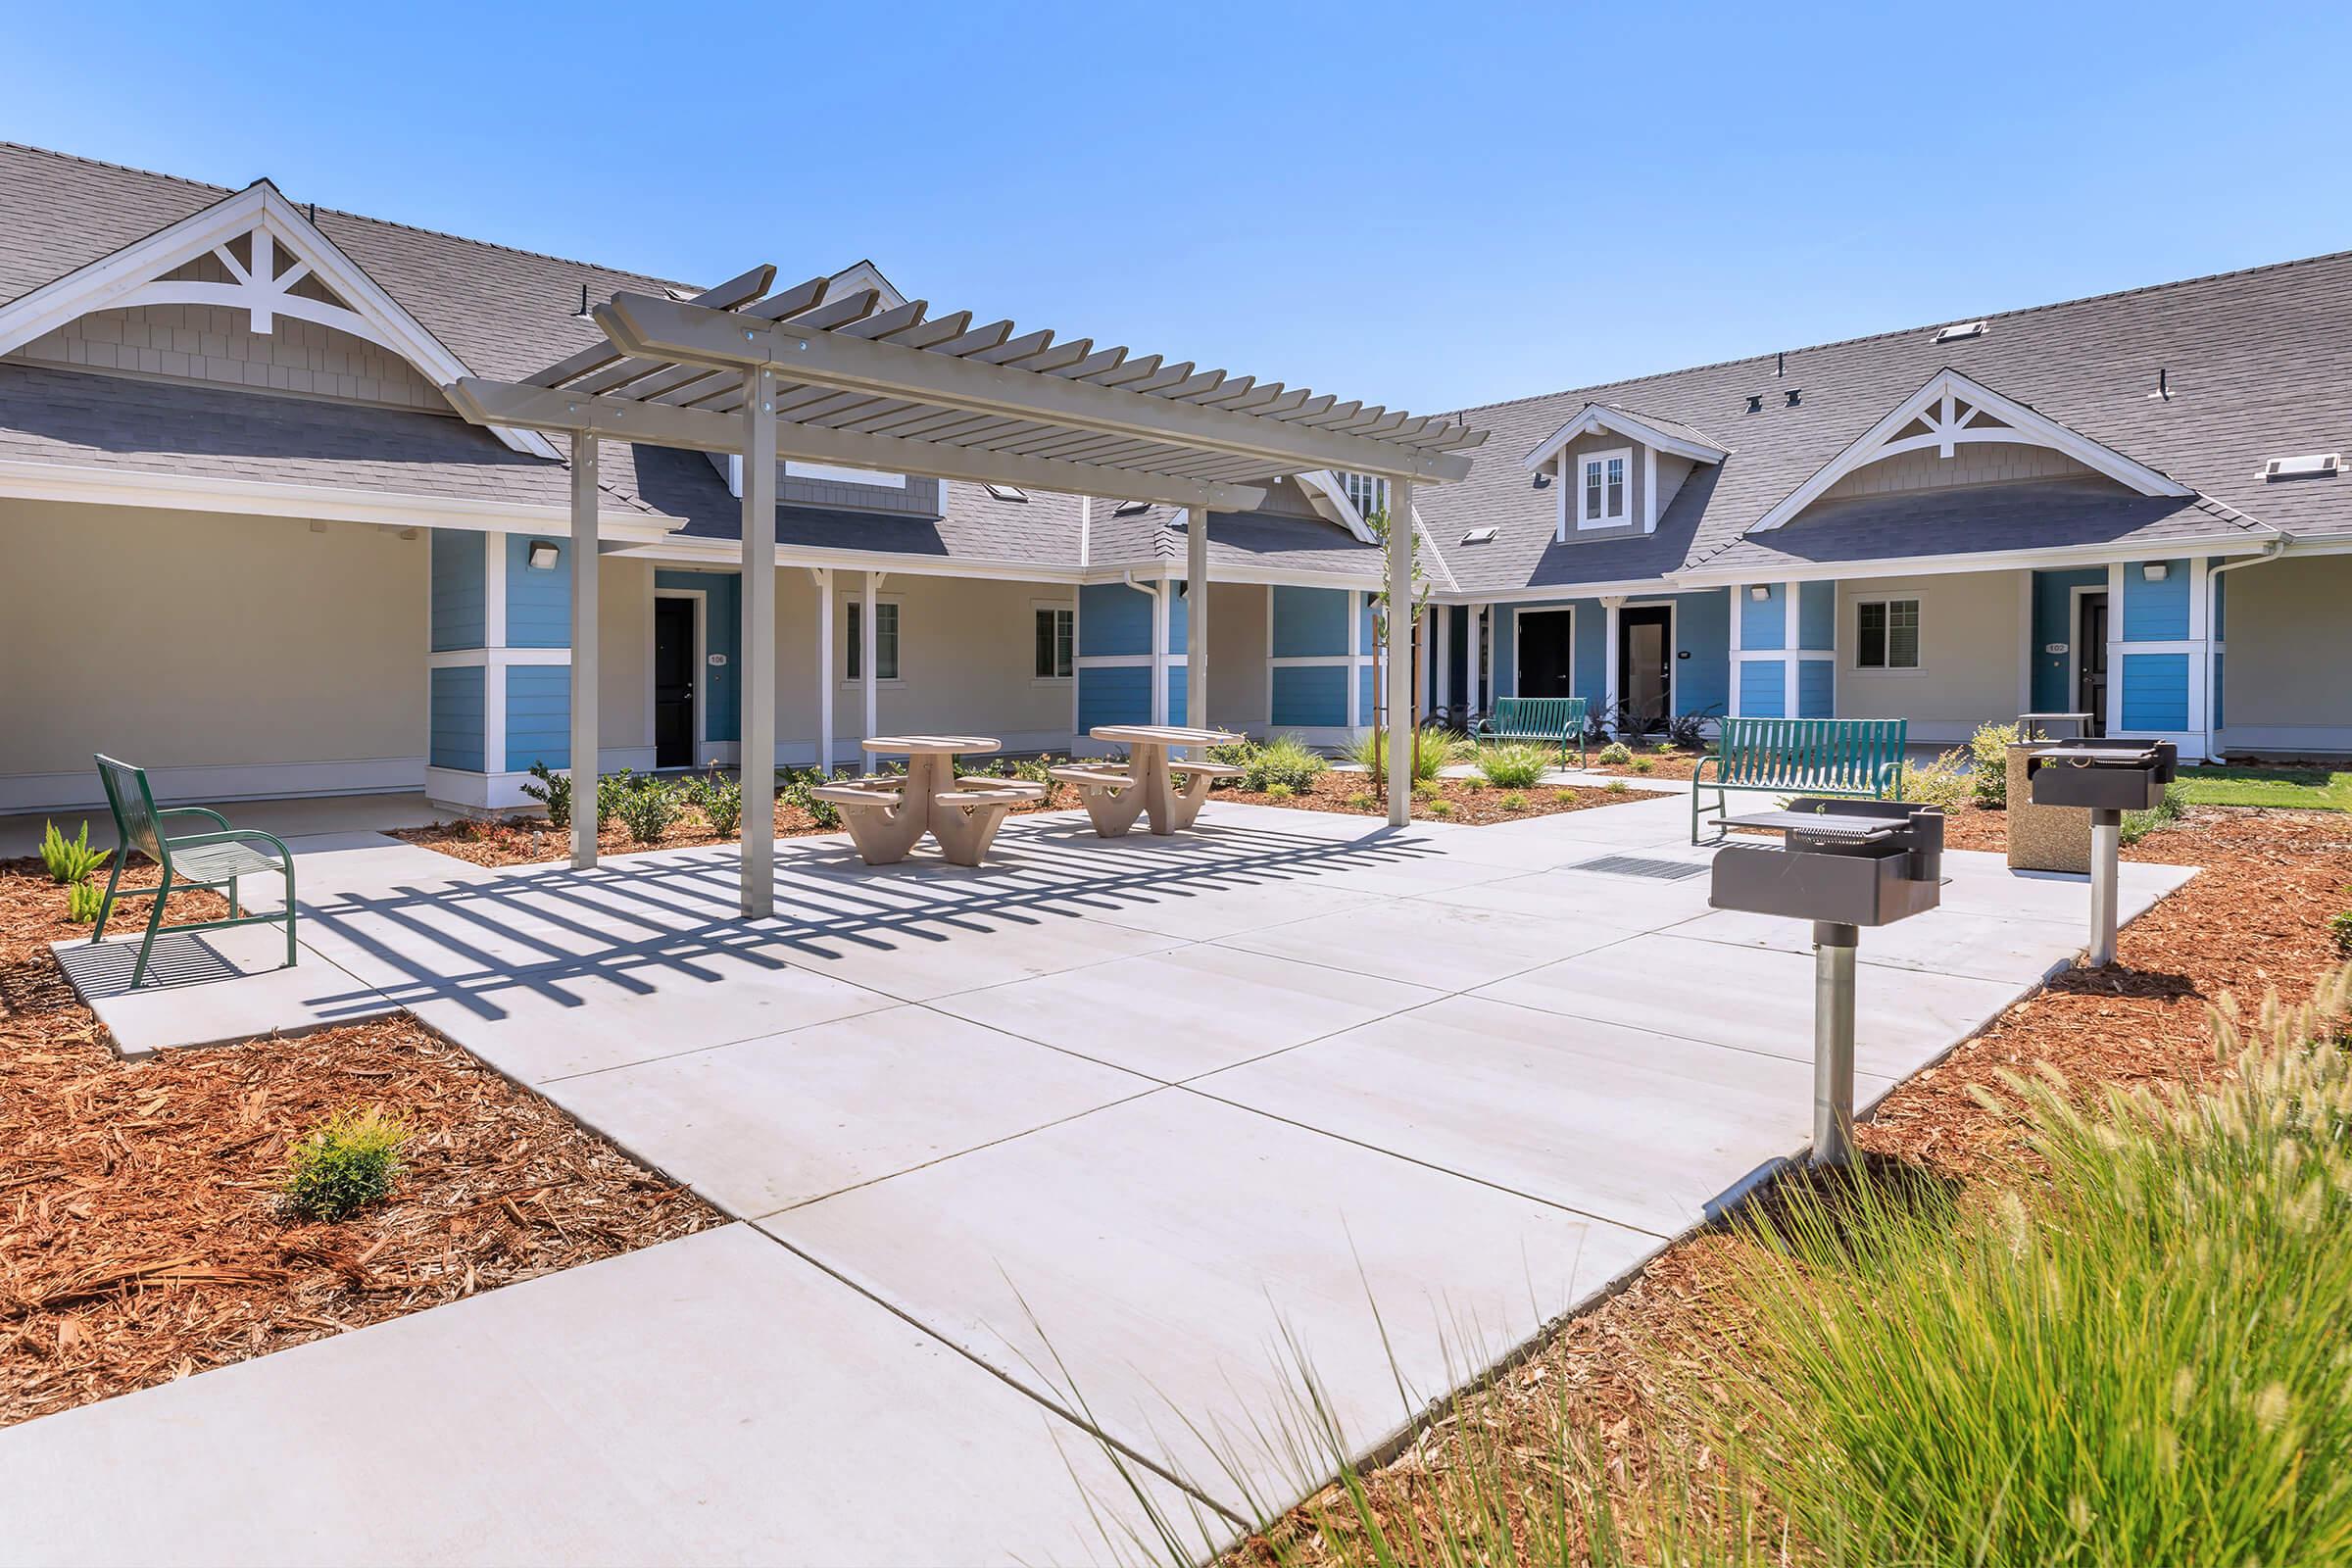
[1785,388,1802,408]
[2264,453,2340,481]
[1460,525,1499,545]
[984,483,1030,503]
[1745,394,1764,414]
[1933,320,1987,344]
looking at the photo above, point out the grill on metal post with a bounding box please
[1706,799,1946,1165]
[2025,739,2177,966]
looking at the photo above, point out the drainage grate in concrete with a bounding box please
[1568,854,1709,882]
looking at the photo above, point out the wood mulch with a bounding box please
[0,859,723,1430]
[1233,804,2352,1564]
[1585,749,1706,782]
[1217,772,1645,825]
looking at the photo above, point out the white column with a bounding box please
[1784,579,1803,718]
[1386,478,1414,823]
[811,567,834,776]
[1150,582,1170,725]
[2105,562,2127,737]
[1601,595,1624,731]
[1727,584,1745,718]
[568,435,600,869]
[2185,556,2212,758]
[1347,590,1362,730]
[861,570,880,741]
[1464,604,1483,723]
[1436,604,1453,721]
[739,369,777,918]
[1186,505,1209,732]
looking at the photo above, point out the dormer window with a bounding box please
[1575,448,1631,529]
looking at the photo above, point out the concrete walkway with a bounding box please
[10,795,2194,1564]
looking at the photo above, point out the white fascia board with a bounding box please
[0,458,677,540]
[1410,504,1462,594]
[624,536,1086,583]
[1432,575,1690,606]
[1748,368,2194,533]
[1294,469,1378,543]
[1673,533,2277,588]
[1521,403,1728,471]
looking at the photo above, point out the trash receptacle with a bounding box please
[2005,741,2089,873]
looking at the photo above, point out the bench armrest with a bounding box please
[1691,754,1723,788]
[159,806,232,831]
[1875,758,1905,801]
[161,826,295,862]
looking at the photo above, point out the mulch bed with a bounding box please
[1585,750,1706,781]
[0,859,723,1429]
[1217,772,1645,825]
[1234,804,2352,1564]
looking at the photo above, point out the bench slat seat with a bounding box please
[1473,696,1589,767]
[168,841,288,884]
[1691,717,1908,843]
[1048,765,1136,791]
[1166,760,1246,779]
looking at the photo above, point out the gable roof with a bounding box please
[1521,402,1729,470]
[1422,248,2352,593]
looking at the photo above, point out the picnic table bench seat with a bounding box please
[89,754,298,989]
[1691,717,1908,843]
[1473,696,1589,767]
[1165,759,1247,780]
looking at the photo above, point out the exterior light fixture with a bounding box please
[1532,471,1551,489]
[2141,562,2169,581]
[1748,585,1772,602]
[527,540,561,570]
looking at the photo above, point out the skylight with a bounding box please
[1460,526,1498,545]
[1932,320,1987,344]
[1113,500,1152,515]
[2264,453,2340,480]
[984,483,1030,503]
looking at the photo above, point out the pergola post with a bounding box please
[1386,478,1415,823]
[739,368,777,918]
[1186,504,1209,734]
[812,567,834,776]
[861,571,880,741]
[1150,583,1170,725]
[568,434,600,870]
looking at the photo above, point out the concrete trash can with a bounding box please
[2005,742,2090,872]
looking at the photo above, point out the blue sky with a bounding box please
[6,1,2344,415]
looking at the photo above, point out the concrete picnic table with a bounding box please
[812,735,1042,866]
[1054,724,1245,837]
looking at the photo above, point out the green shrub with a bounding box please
[683,770,743,837]
[1553,788,1579,804]
[1497,792,1529,812]
[1968,720,2020,807]
[38,820,111,885]
[2122,779,2187,844]
[1263,782,1295,801]
[65,880,104,924]
[1241,734,1328,794]
[283,1107,410,1222]
[1596,741,1634,766]
[777,767,840,829]
[1630,756,1655,774]
[1898,747,1973,809]
[594,768,639,830]
[1604,779,1629,794]
[612,776,681,844]
[2332,911,2352,957]
[1412,777,1441,798]
[1426,799,1455,817]
[1344,791,1375,811]
[1475,744,1548,789]
[520,760,572,829]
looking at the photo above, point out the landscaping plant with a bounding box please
[283,1107,411,1222]
[1595,741,1634,766]
[38,820,111,886]
[65,880,104,924]
[1968,720,2020,807]
[1240,734,1328,794]
[612,776,681,845]
[1474,744,1548,789]
[594,768,639,830]
[2333,907,2352,958]
[684,769,743,837]
[1897,747,1973,809]
[1497,791,1529,812]
[520,760,572,829]
[777,767,840,829]
[1426,799,1455,817]
[1630,756,1655,774]
[2122,778,2187,844]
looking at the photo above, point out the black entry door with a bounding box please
[1516,611,1575,699]
[2078,592,2109,738]
[654,597,697,768]
[1617,606,1672,732]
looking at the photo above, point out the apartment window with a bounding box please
[1034,606,1074,679]
[1575,449,1631,528]
[845,599,901,681]
[1854,598,1921,670]
[1339,471,1389,520]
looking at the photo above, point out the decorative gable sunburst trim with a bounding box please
[1520,403,1730,472]
[1748,368,2192,533]
[0,180,559,460]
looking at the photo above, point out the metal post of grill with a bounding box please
[1811,920,1859,1165]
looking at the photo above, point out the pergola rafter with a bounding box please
[442,267,1485,915]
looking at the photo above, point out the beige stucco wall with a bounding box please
[0,500,426,808]
[2219,553,2352,744]
[1208,581,1271,728]
[1834,569,2024,742]
[597,556,653,754]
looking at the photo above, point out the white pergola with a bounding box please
[447,265,1485,916]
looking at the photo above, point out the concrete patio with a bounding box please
[5,793,2194,1564]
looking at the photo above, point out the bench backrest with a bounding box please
[93,754,166,864]
[1487,696,1587,740]
[1717,717,1908,793]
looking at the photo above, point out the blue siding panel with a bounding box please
[2211,566,2226,640]
[1165,667,1188,727]
[1271,666,1347,728]
[2031,567,2106,712]
[1078,665,1151,730]
[1358,662,1377,721]
[654,569,743,742]
[2121,652,2188,732]
[1740,582,1786,651]
[1740,660,1786,718]
[1166,586,1189,658]
[505,665,572,772]
[1574,604,1608,710]
[1490,608,1518,702]
[2212,651,2224,731]
[430,530,486,652]
[429,665,485,771]
[1671,590,1731,718]
[1797,581,1836,651]
[505,534,571,650]
[1080,583,1152,657]
[1271,586,1349,658]
[2122,560,2189,641]
[1797,659,1835,718]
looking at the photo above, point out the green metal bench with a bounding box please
[1690,717,1908,843]
[90,755,298,989]
[1473,696,1589,767]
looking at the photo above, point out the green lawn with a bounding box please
[2175,765,2352,810]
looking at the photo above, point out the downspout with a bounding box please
[2202,541,2285,762]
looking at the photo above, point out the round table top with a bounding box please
[1088,724,1241,747]
[858,734,1000,755]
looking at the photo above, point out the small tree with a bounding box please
[1361,506,1437,803]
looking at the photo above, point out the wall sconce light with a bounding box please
[527,541,561,570]
[1748,585,1772,601]
[1531,471,1550,489]
[2140,562,2169,581]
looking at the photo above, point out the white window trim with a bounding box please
[1849,594,1925,675]
[1574,447,1634,531]
[841,591,906,687]
[1031,598,1076,685]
